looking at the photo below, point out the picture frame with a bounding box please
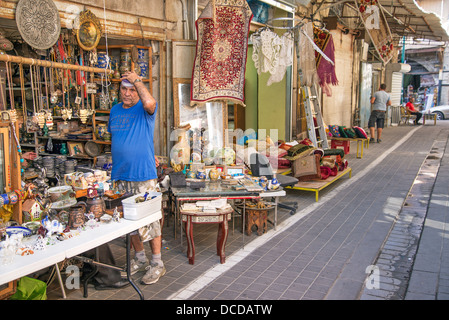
[215,165,226,174]
[74,10,102,51]
[68,142,86,157]
[226,165,245,176]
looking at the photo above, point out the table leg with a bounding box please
[126,233,144,300]
[175,198,180,240]
[185,217,195,265]
[54,263,66,299]
[274,197,278,230]
[217,218,228,264]
[82,250,98,298]
[242,201,246,248]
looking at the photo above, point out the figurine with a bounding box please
[84,172,96,187]
[112,207,121,222]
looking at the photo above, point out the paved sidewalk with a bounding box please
[45,121,449,300]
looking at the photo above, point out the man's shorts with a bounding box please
[368,110,386,129]
[116,179,161,242]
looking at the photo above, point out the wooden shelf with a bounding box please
[37,136,92,142]
[93,140,111,145]
[39,152,93,160]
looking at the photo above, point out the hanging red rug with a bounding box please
[191,0,253,106]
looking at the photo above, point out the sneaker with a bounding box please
[369,138,375,143]
[377,139,382,143]
[141,262,166,285]
[129,258,149,275]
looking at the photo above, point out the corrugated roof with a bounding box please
[378,0,449,41]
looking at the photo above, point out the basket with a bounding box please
[121,191,162,220]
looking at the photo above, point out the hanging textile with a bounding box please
[251,28,282,76]
[313,26,338,97]
[354,0,394,64]
[191,0,253,106]
[298,22,319,88]
[250,28,293,86]
[267,31,293,86]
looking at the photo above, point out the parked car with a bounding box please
[423,105,449,120]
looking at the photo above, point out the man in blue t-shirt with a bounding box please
[369,84,392,143]
[102,70,165,288]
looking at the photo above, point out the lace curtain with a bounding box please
[250,29,293,86]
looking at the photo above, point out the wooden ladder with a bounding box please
[302,84,329,149]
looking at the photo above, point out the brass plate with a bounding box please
[15,0,61,50]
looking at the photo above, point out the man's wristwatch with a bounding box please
[133,78,142,84]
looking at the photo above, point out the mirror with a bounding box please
[173,78,228,148]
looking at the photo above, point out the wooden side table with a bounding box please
[245,207,270,236]
[181,206,233,265]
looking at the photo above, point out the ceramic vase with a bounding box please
[60,143,68,155]
[209,168,220,181]
[196,170,206,180]
[186,170,196,179]
[95,123,107,140]
[96,51,109,69]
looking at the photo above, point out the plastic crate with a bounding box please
[122,191,162,220]
[331,140,350,154]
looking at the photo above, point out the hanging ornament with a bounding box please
[78,108,88,124]
[36,111,46,129]
[61,107,69,124]
[45,112,54,129]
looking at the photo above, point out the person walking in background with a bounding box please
[406,97,422,125]
[369,84,392,143]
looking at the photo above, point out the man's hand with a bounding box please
[22,151,37,160]
[155,156,160,167]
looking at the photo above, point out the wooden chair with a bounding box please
[400,106,417,125]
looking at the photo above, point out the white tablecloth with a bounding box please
[0,211,162,285]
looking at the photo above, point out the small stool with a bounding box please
[245,208,269,236]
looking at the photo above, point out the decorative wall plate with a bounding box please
[73,10,102,51]
[15,0,61,50]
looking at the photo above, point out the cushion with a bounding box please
[344,128,357,138]
[320,166,331,180]
[353,126,368,139]
[328,125,340,137]
[338,126,348,138]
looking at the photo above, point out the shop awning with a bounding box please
[378,0,449,42]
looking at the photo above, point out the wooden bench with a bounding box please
[329,137,369,159]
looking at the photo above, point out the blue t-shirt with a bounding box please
[107,101,158,181]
